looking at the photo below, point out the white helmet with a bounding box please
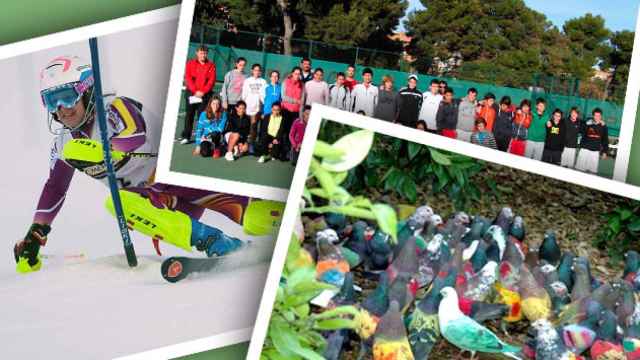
[39,55,94,134]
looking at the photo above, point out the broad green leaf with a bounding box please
[291,346,326,360]
[371,203,398,244]
[302,187,314,206]
[619,208,633,221]
[408,142,423,160]
[294,303,310,319]
[287,267,316,290]
[350,196,373,209]
[270,322,299,358]
[313,140,345,160]
[334,171,348,185]
[401,176,418,203]
[310,158,336,196]
[628,217,640,233]
[609,216,622,234]
[429,148,452,165]
[321,130,375,172]
[329,186,352,206]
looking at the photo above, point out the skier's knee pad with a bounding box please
[104,190,193,251]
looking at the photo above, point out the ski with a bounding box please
[161,256,226,283]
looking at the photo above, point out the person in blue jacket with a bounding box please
[193,97,227,158]
[262,70,282,116]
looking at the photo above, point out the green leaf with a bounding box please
[310,158,336,196]
[371,203,398,244]
[308,187,329,199]
[270,322,300,358]
[628,217,640,233]
[609,216,622,234]
[329,186,352,206]
[429,148,452,165]
[333,171,348,185]
[408,142,422,160]
[287,267,316,290]
[314,318,357,331]
[350,196,373,209]
[401,176,418,203]
[302,187,314,206]
[321,130,375,172]
[313,140,345,160]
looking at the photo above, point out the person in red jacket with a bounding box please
[179,46,216,144]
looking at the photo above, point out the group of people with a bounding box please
[180,46,309,165]
[181,46,610,173]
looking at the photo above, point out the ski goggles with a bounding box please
[41,76,94,113]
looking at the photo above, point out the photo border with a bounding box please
[247,104,640,359]
[613,6,640,181]
[0,5,258,359]
[154,0,289,203]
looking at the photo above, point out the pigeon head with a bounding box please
[440,286,458,300]
[363,226,375,241]
[430,214,443,227]
[452,211,470,226]
[316,228,339,245]
[411,205,434,226]
[625,250,640,276]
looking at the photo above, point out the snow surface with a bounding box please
[0,19,274,359]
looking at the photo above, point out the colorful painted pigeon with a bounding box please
[560,300,601,354]
[539,230,561,266]
[591,309,625,360]
[388,272,418,314]
[502,237,525,268]
[518,264,552,322]
[531,319,579,360]
[387,236,418,284]
[463,216,491,246]
[495,282,523,334]
[623,320,640,360]
[614,280,636,327]
[373,301,415,360]
[422,214,443,242]
[438,287,521,359]
[316,231,350,287]
[325,212,347,234]
[343,221,374,266]
[462,260,498,302]
[396,206,434,255]
[624,250,640,289]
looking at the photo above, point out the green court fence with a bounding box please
[193,25,623,137]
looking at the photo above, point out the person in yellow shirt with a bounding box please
[257,102,287,162]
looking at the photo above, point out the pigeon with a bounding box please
[558,252,576,292]
[368,230,394,270]
[494,207,514,235]
[316,231,350,287]
[462,260,498,302]
[614,280,636,327]
[623,319,640,360]
[502,237,526,268]
[331,271,356,307]
[571,257,592,301]
[386,236,419,284]
[591,309,625,360]
[372,301,414,360]
[343,221,374,266]
[463,216,491,246]
[531,319,578,360]
[495,282,523,334]
[509,216,526,242]
[560,300,601,354]
[323,329,349,360]
[325,212,347,234]
[518,264,552,322]
[388,272,418,314]
[539,230,561,266]
[422,214,443,242]
[396,206,434,255]
[484,225,507,261]
[407,265,456,360]
[438,287,521,359]
[624,250,640,288]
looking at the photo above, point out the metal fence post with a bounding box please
[355,47,359,66]
[262,33,269,72]
[200,25,205,45]
[308,39,313,60]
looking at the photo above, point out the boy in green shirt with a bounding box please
[525,97,547,161]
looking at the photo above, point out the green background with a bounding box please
[0,0,179,45]
[2,3,250,359]
[627,99,640,185]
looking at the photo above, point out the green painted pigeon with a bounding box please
[539,230,561,266]
[438,287,521,359]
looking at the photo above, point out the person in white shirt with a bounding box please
[329,72,352,111]
[351,68,378,116]
[419,79,443,132]
[241,63,267,146]
[303,68,330,106]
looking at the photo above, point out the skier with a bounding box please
[13,55,247,273]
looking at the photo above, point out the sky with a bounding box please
[399,0,638,32]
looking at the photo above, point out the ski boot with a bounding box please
[14,223,51,273]
[191,221,243,257]
[106,190,243,257]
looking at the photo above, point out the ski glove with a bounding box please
[14,223,51,266]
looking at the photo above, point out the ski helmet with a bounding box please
[39,55,95,134]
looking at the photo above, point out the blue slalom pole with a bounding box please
[88,37,138,267]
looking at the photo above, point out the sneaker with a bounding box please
[225,152,234,161]
[258,155,266,163]
[179,138,190,145]
[213,148,221,159]
[191,221,243,257]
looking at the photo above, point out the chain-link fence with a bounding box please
[192,25,624,137]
